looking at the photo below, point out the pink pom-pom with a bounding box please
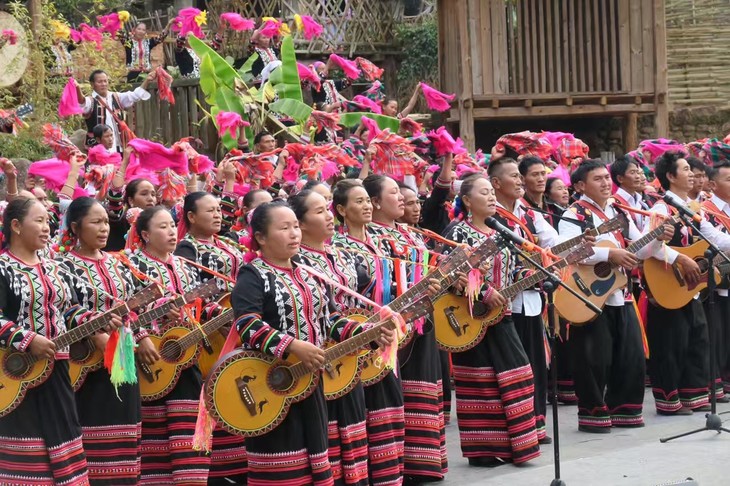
[215,111,250,139]
[297,62,321,90]
[420,82,455,112]
[69,29,83,43]
[87,145,122,167]
[172,8,206,38]
[352,95,382,114]
[259,20,282,38]
[79,23,104,50]
[58,78,84,118]
[329,54,361,80]
[97,13,122,36]
[298,15,323,40]
[361,116,381,145]
[427,126,466,157]
[220,13,256,31]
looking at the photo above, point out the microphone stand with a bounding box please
[501,240,602,486]
[660,213,730,442]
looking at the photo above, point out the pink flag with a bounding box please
[259,20,282,38]
[297,15,323,40]
[329,54,361,80]
[220,13,255,31]
[87,144,122,167]
[352,95,382,114]
[361,116,381,145]
[427,126,466,156]
[297,62,321,90]
[420,82,455,112]
[79,23,104,50]
[126,138,189,184]
[28,158,82,193]
[97,13,122,36]
[58,78,84,118]
[216,111,250,139]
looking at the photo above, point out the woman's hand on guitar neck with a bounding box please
[425,277,443,299]
[287,339,325,372]
[91,333,110,353]
[484,289,507,309]
[137,337,161,365]
[375,326,396,349]
[676,253,702,286]
[28,335,56,360]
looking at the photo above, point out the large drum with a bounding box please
[0,12,29,88]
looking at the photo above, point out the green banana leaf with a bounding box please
[238,52,259,84]
[189,35,240,89]
[339,113,401,132]
[269,98,313,125]
[268,35,303,102]
[198,54,219,104]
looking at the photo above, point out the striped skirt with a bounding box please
[245,383,333,485]
[363,372,405,486]
[0,360,89,485]
[76,368,141,485]
[327,383,369,485]
[207,427,247,485]
[140,366,211,485]
[452,317,540,464]
[399,327,448,480]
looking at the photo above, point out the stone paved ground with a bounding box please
[441,391,729,486]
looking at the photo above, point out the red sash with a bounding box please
[576,200,626,248]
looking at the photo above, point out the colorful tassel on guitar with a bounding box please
[110,325,138,396]
[376,307,407,376]
[466,267,482,318]
[373,254,383,305]
[382,258,392,304]
[422,249,430,276]
[103,329,120,373]
[395,258,407,297]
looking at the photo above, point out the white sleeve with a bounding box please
[699,217,730,252]
[118,87,151,108]
[81,96,94,115]
[534,212,558,248]
[647,203,680,264]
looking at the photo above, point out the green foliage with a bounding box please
[269,36,303,102]
[0,127,54,161]
[394,20,439,108]
[269,99,313,125]
[189,35,240,90]
[54,0,130,25]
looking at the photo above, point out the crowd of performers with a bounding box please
[3,8,730,486]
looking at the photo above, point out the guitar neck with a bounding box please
[54,302,130,350]
[177,309,234,350]
[324,318,394,364]
[551,228,597,255]
[626,216,678,254]
[132,295,186,332]
[501,258,571,300]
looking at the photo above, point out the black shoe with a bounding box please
[468,457,505,468]
[538,435,553,444]
[404,475,443,485]
[612,422,645,428]
[694,404,711,412]
[578,424,611,434]
[717,396,730,403]
[657,406,693,416]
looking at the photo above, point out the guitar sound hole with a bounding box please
[69,341,92,361]
[594,262,611,279]
[4,353,30,378]
[161,340,182,362]
[472,302,488,317]
[268,365,294,393]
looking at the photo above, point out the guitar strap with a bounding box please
[653,201,694,246]
[611,193,645,228]
[576,200,627,248]
[496,206,537,243]
[702,200,730,233]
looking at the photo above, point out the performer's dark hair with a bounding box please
[2,198,39,248]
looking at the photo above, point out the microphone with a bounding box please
[485,217,538,252]
[662,193,703,224]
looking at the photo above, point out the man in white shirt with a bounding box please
[610,157,650,231]
[647,151,730,416]
[558,160,673,433]
[700,162,730,403]
[77,69,156,153]
[489,157,559,443]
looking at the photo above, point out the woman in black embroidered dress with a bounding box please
[0,198,122,485]
[173,192,247,485]
[58,197,153,484]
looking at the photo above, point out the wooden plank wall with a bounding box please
[665,0,730,108]
[440,0,661,98]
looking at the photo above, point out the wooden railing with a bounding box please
[133,78,218,153]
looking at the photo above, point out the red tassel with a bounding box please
[104,329,120,372]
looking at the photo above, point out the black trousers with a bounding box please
[570,303,646,427]
[513,312,548,438]
[703,293,730,397]
[647,299,710,412]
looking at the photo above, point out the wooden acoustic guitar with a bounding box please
[138,308,234,401]
[322,297,433,400]
[197,292,241,379]
[642,240,730,310]
[0,286,161,417]
[68,279,221,391]
[434,242,594,352]
[204,298,433,438]
[554,215,680,323]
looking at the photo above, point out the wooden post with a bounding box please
[456,0,475,151]
[625,113,638,152]
[28,0,42,41]
[653,0,669,137]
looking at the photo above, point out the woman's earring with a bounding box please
[374,204,380,210]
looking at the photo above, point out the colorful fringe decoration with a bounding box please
[58,78,84,118]
[109,325,138,396]
[308,110,341,133]
[84,163,116,200]
[377,306,407,375]
[220,12,256,31]
[466,267,482,318]
[355,57,384,81]
[329,53,361,79]
[382,257,392,304]
[369,129,426,180]
[294,14,323,40]
[420,82,455,112]
[493,130,554,161]
[42,123,80,161]
[156,67,175,105]
[174,138,215,174]
[103,329,120,373]
[158,168,188,202]
[215,111,250,138]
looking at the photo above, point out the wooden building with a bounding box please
[438,0,669,152]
